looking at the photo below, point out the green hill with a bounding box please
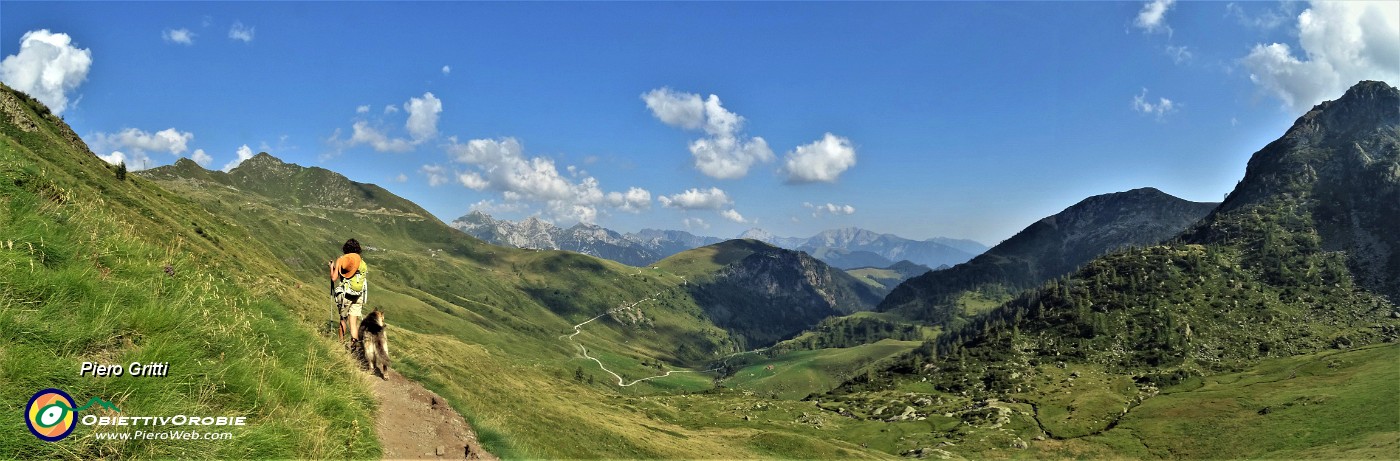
[0,84,379,458]
[142,149,764,457]
[659,239,886,347]
[846,260,933,292]
[880,187,1217,329]
[831,80,1400,456]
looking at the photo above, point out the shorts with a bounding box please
[337,296,364,319]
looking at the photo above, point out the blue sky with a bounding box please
[3,1,1396,245]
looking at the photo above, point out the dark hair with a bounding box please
[343,239,361,255]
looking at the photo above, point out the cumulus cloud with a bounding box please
[90,128,194,155]
[446,137,651,223]
[441,65,451,75]
[643,88,775,179]
[404,92,441,142]
[97,151,154,171]
[1242,1,1400,112]
[1135,0,1176,34]
[606,187,652,213]
[221,144,255,172]
[393,173,408,183]
[191,149,213,167]
[349,121,414,153]
[163,28,195,45]
[1132,88,1178,119]
[683,217,709,230]
[333,92,441,153]
[0,30,93,116]
[469,199,529,217]
[420,164,449,187]
[228,21,255,42]
[643,88,705,129]
[781,133,857,183]
[88,127,200,171]
[804,202,856,218]
[720,209,747,223]
[657,187,732,210]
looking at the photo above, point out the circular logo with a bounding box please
[26,389,77,442]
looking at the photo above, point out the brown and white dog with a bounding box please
[359,309,390,378]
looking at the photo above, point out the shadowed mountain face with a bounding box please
[1183,80,1400,303]
[861,81,1399,398]
[658,239,886,348]
[880,187,1218,324]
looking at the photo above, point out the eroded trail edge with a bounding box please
[370,369,497,460]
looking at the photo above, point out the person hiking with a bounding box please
[330,239,369,355]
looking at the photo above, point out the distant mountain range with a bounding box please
[449,211,722,267]
[451,211,985,270]
[739,227,987,269]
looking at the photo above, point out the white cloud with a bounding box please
[1242,1,1400,112]
[228,21,255,43]
[90,127,194,155]
[458,171,489,190]
[384,105,399,114]
[469,199,529,216]
[403,92,441,142]
[446,137,649,223]
[683,217,709,230]
[643,88,775,179]
[441,65,451,75]
[0,30,93,116]
[720,209,747,223]
[350,121,414,153]
[1135,0,1176,34]
[191,148,212,167]
[393,173,408,183]
[605,187,652,213]
[420,164,449,187]
[334,92,442,153]
[1132,88,1178,119]
[1165,45,1192,64]
[97,150,155,171]
[804,202,856,218]
[163,28,195,45]
[658,187,732,210]
[781,133,857,183]
[221,144,255,172]
[1226,2,1294,31]
[642,88,705,130]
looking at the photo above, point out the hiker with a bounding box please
[330,238,369,353]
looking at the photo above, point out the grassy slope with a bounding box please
[722,340,921,400]
[0,86,378,458]
[846,267,899,290]
[1034,343,1399,459]
[146,160,863,457]
[652,238,770,278]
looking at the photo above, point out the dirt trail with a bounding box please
[369,369,496,460]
